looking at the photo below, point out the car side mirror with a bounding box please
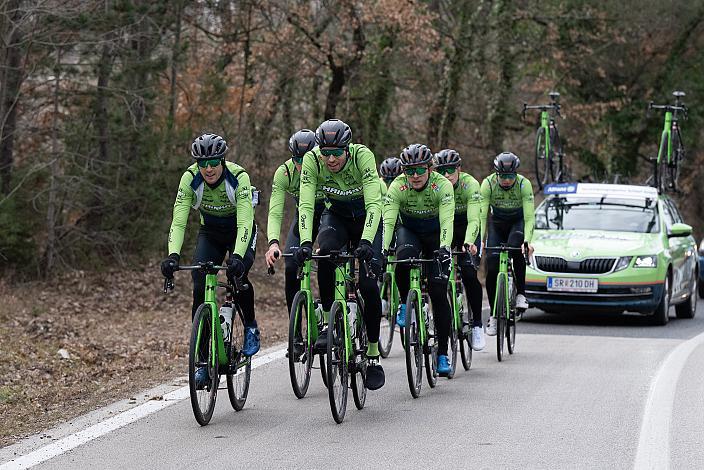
[668,223,692,238]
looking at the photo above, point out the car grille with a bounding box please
[535,256,616,274]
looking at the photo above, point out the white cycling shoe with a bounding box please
[471,327,485,351]
[516,294,529,310]
[485,317,497,336]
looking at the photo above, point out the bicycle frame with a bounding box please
[448,256,462,332]
[539,110,552,165]
[656,111,674,165]
[491,250,512,321]
[293,259,320,348]
[381,254,400,320]
[408,265,429,345]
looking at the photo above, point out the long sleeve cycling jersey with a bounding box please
[266,159,324,245]
[479,173,535,243]
[382,172,455,251]
[168,161,254,258]
[298,143,382,244]
[452,172,482,245]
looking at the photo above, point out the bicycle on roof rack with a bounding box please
[523,91,566,190]
[646,91,688,193]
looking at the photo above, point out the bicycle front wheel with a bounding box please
[534,128,551,189]
[507,280,517,355]
[424,295,438,389]
[459,284,472,371]
[351,300,367,410]
[379,273,396,358]
[227,305,251,411]
[189,303,218,426]
[404,290,423,398]
[670,130,684,191]
[288,291,312,398]
[326,301,348,423]
[495,277,506,362]
[446,286,458,379]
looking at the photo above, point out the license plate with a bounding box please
[547,277,598,293]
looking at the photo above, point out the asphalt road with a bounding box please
[5,304,704,469]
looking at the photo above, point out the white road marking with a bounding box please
[634,330,704,470]
[1,346,287,470]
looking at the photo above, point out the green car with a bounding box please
[526,183,699,325]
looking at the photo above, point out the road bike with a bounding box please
[448,251,478,375]
[647,91,688,193]
[523,91,565,189]
[164,262,251,426]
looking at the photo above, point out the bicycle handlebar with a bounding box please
[484,242,531,266]
[522,102,561,119]
[162,262,249,293]
[647,102,688,119]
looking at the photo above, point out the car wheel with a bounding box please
[650,274,670,326]
[675,270,697,319]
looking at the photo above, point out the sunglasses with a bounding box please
[437,166,457,175]
[497,172,517,180]
[197,158,222,168]
[320,148,346,158]
[403,167,428,176]
[292,156,304,164]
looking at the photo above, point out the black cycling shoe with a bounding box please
[364,357,385,390]
[313,327,328,353]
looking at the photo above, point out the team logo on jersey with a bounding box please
[399,184,409,191]
[431,183,439,192]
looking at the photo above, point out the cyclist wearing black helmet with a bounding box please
[265,129,326,315]
[433,149,485,351]
[480,151,535,335]
[295,118,386,390]
[160,133,259,388]
[379,157,402,194]
[383,144,456,376]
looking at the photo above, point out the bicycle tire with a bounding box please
[670,130,684,191]
[288,290,312,399]
[550,127,563,183]
[658,131,669,192]
[458,283,472,371]
[379,273,396,358]
[445,285,458,379]
[326,301,348,424]
[189,303,218,426]
[319,354,328,389]
[351,299,367,410]
[507,278,517,355]
[227,305,251,411]
[534,128,551,190]
[404,290,423,398]
[424,294,438,389]
[495,276,506,362]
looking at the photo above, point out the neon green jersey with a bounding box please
[266,159,324,245]
[168,161,254,257]
[299,143,382,244]
[379,176,388,199]
[479,173,535,243]
[382,172,455,251]
[451,172,482,244]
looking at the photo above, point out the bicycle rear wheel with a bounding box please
[189,304,218,426]
[495,277,506,362]
[288,291,312,398]
[379,273,396,358]
[326,301,348,423]
[534,128,551,190]
[670,131,684,191]
[424,295,438,388]
[657,132,669,193]
[404,290,423,398]
[351,300,367,410]
[550,127,564,182]
[227,305,251,411]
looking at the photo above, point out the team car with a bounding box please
[525,183,698,324]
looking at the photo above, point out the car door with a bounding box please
[667,199,696,297]
[663,199,689,299]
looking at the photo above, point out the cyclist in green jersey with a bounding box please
[383,144,455,376]
[264,129,325,313]
[479,152,535,336]
[160,134,259,387]
[433,149,486,351]
[294,119,386,390]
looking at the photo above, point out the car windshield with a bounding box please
[535,196,659,233]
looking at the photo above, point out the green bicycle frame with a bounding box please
[538,110,551,161]
[195,272,228,368]
[448,257,462,331]
[382,254,400,317]
[333,260,355,363]
[491,250,511,320]
[656,110,673,164]
[408,265,429,345]
[294,259,320,348]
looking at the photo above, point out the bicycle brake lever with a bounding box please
[163,277,174,293]
[267,265,275,276]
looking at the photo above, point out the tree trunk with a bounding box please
[95,42,113,163]
[486,0,515,154]
[45,49,62,275]
[167,0,184,131]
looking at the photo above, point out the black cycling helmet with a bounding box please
[288,129,317,158]
[400,144,433,166]
[191,133,228,160]
[379,157,402,179]
[493,151,520,173]
[434,149,461,167]
[315,119,352,149]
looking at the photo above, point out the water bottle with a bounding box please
[314,301,324,326]
[219,302,233,343]
[347,301,357,327]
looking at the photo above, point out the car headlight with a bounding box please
[614,256,632,272]
[634,255,658,268]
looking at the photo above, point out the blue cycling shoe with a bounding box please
[194,367,209,390]
[242,326,261,356]
[396,304,406,328]
[437,355,451,376]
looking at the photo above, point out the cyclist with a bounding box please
[160,133,260,387]
[479,152,535,336]
[379,156,402,195]
[295,118,386,390]
[433,149,485,351]
[264,129,325,315]
[383,144,455,376]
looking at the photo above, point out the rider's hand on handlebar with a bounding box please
[522,243,534,256]
[293,242,313,265]
[436,246,452,279]
[227,254,246,282]
[463,243,478,256]
[265,243,281,268]
[160,253,180,279]
[354,239,374,263]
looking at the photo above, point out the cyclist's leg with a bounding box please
[453,222,484,327]
[231,224,257,326]
[283,214,301,313]
[191,226,229,319]
[507,220,526,295]
[395,226,421,300]
[485,220,511,312]
[317,211,349,312]
[424,232,451,357]
[350,222,383,345]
